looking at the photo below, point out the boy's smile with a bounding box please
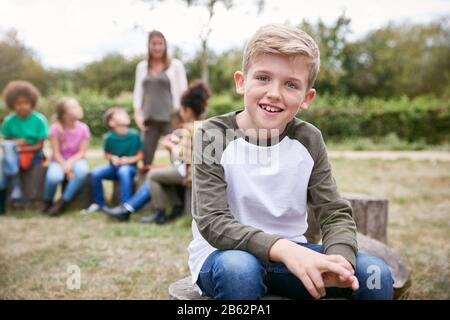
[234,53,316,137]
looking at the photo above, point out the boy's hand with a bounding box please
[160,136,175,151]
[323,271,359,290]
[269,239,356,299]
[111,155,121,167]
[13,139,27,146]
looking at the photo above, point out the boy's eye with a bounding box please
[286,81,297,89]
[257,75,269,82]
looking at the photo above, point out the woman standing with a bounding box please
[133,30,188,165]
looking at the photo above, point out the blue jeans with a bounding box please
[0,140,44,197]
[91,164,137,207]
[197,242,394,300]
[44,160,89,202]
[124,182,152,211]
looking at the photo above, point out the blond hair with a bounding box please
[242,23,320,89]
[54,97,80,122]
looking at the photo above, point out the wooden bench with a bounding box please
[6,165,191,213]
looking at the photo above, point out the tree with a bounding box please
[0,29,49,95]
[78,53,144,97]
[140,0,264,84]
[342,17,450,98]
[299,14,351,95]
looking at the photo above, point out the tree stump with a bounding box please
[344,193,388,244]
[168,277,289,300]
[6,164,47,209]
[305,193,388,244]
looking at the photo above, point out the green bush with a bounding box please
[303,94,450,144]
[1,92,448,144]
[0,90,136,138]
[206,93,450,144]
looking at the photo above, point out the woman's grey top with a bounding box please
[141,71,173,123]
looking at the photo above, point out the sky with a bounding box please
[1,0,449,69]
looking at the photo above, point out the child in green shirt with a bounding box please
[0,80,48,212]
[82,107,143,214]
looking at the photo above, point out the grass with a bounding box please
[0,155,449,299]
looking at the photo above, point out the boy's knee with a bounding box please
[146,170,157,181]
[212,251,266,299]
[355,253,394,299]
[117,165,133,177]
[91,167,106,179]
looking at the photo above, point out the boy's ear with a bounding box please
[234,71,245,96]
[299,88,316,111]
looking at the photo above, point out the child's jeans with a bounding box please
[91,164,137,207]
[123,182,152,211]
[122,165,185,212]
[197,242,394,300]
[0,141,44,198]
[44,160,89,203]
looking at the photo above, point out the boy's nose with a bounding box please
[266,83,281,100]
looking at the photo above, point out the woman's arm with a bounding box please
[133,61,146,131]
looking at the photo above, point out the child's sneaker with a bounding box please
[80,203,100,215]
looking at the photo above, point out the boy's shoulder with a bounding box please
[286,117,326,160]
[30,111,48,123]
[127,128,140,138]
[200,112,326,161]
[199,111,238,131]
[2,112,16,124]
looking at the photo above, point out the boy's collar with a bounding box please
[112,127,129,135]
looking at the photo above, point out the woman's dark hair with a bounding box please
[180,80,211,118]
[2,80,40,109]
[148,30,171,70]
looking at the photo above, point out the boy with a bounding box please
[82,107,143,213]
[101,81,211,224]
[0,80,49,212]
[188,24,393,300]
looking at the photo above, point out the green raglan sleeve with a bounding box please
[307,131,358,267]
[1,115,12,138]
[37,112,49,139]
[103,133,111,154]
[191,122,282,263]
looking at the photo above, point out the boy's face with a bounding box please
[234,53,316,135]
[14,96,33,118]
[109,110,130,128]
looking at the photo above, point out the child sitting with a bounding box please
[188,24,393,300]
[0,80,49,212]
[43,97,90,216]
[82,107,143,214]
[101,80,211,223]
